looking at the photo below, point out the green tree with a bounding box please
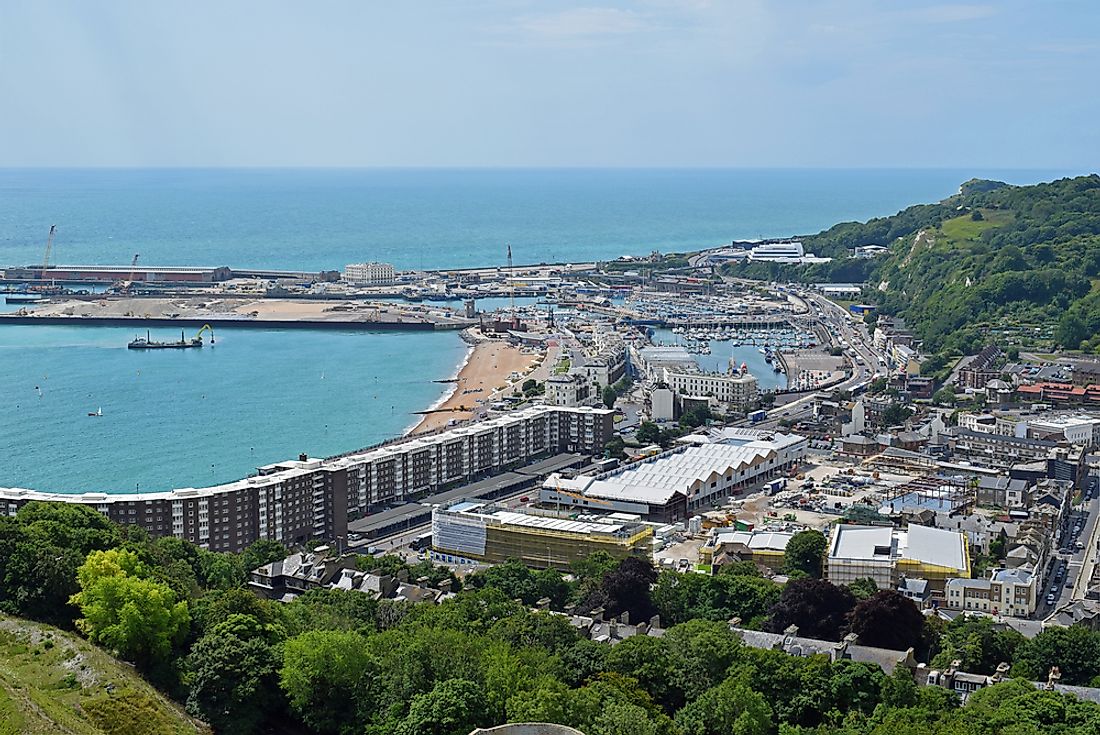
[70,548,190,669]
[782,530,827,578]
[882,402,914,426]
[1011,625,1100,684]
[280,629,379,733]
[602,384,618,409]
[240,538,289,573]
[395,678,491,735]
[931,615,1024,675]
[847,577,879,601]
[605,436,627,459]
[185,616,280,735]
[675,677,773,735]
[635,421,662,445]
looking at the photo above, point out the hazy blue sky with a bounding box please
[1,1,1097,167]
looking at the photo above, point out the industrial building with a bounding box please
[3,264,232,283]
[430,501,652,570]
[825,524,970,595]
[540,430,807,521]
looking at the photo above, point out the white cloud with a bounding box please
[902,4,997,24]
[511,7,652,40]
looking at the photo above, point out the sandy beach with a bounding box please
[411,337,542,434]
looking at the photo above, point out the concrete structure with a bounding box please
[825,524,970,595]
[343,262,396,286]
[430,502,652,570]
[944,567,1037,618]
[542,431,806,519]
[650,387,676,421]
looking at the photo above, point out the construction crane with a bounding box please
[111,253,141,294]
[506,243,515,319]
[40,225,56,278]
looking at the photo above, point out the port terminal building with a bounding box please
[540,429,807,522]
[430,501,653,570]
[0,406,614,553]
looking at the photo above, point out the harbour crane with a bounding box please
[128,253,140,284]
[40,225,56,278]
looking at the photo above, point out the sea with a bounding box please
[0,168,1076,493]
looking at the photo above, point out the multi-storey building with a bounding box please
[343,262,396,286]
[944,567,1037,618]
[825,524,970,596]
[662,368,759,411]
[0,456,347,553]
[0,406,612,553]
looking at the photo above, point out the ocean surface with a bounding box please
[0,168,1079,493]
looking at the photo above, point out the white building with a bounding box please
[749,241,805,262]
[1027,415,1100,447]
[344,262,396,286]
[545,374,592,407]
[542,431,807,516]
[944,567,1037,618]
[662,368,759,411]
[825,524,970,594]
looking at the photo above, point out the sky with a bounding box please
[0,0,1097,168]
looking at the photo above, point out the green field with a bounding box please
[0,614,207,735]
[938,209,1014,244]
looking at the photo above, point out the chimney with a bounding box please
[609,619,618,639]
[299,453,308,462]
[649,614,661,630]
[564,603,576,614]
[992,662,1011,682]
[620,612,630,625]
[784,625,800,637]
[536,597,551,610]
[438,579,452,594]
[591,606,605,622]
[636,622,648,636]
[416,576,430,586]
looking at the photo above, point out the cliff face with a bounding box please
[0,614,210,735]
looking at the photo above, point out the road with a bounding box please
[1035,481,1099,618]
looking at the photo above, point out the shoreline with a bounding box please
[403,341,476,436]
[408,330,543,434]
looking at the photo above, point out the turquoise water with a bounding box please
[651,329,787,391]
[0,168,1082,493]
[0,168,1076,272]
[0,325,467,493]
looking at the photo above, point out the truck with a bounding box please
[749,409,767,423]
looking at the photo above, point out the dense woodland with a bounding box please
[5,505,1100,734]
[725,174,1100,359]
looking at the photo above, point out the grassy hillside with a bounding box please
[0,614,208,735]
[727,174,1100,356]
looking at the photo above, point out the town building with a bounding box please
[825,524,970,595]
[944,567,1037,618]
[545,374,592,407]
[343,262,396,286]
[661,367,759,412]
[430,502,652,570]
[957,346,1003,390]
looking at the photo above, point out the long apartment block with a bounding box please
[0,406,613,553]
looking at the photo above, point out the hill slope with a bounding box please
[0,614,208,735]
[729,174,1100,355]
